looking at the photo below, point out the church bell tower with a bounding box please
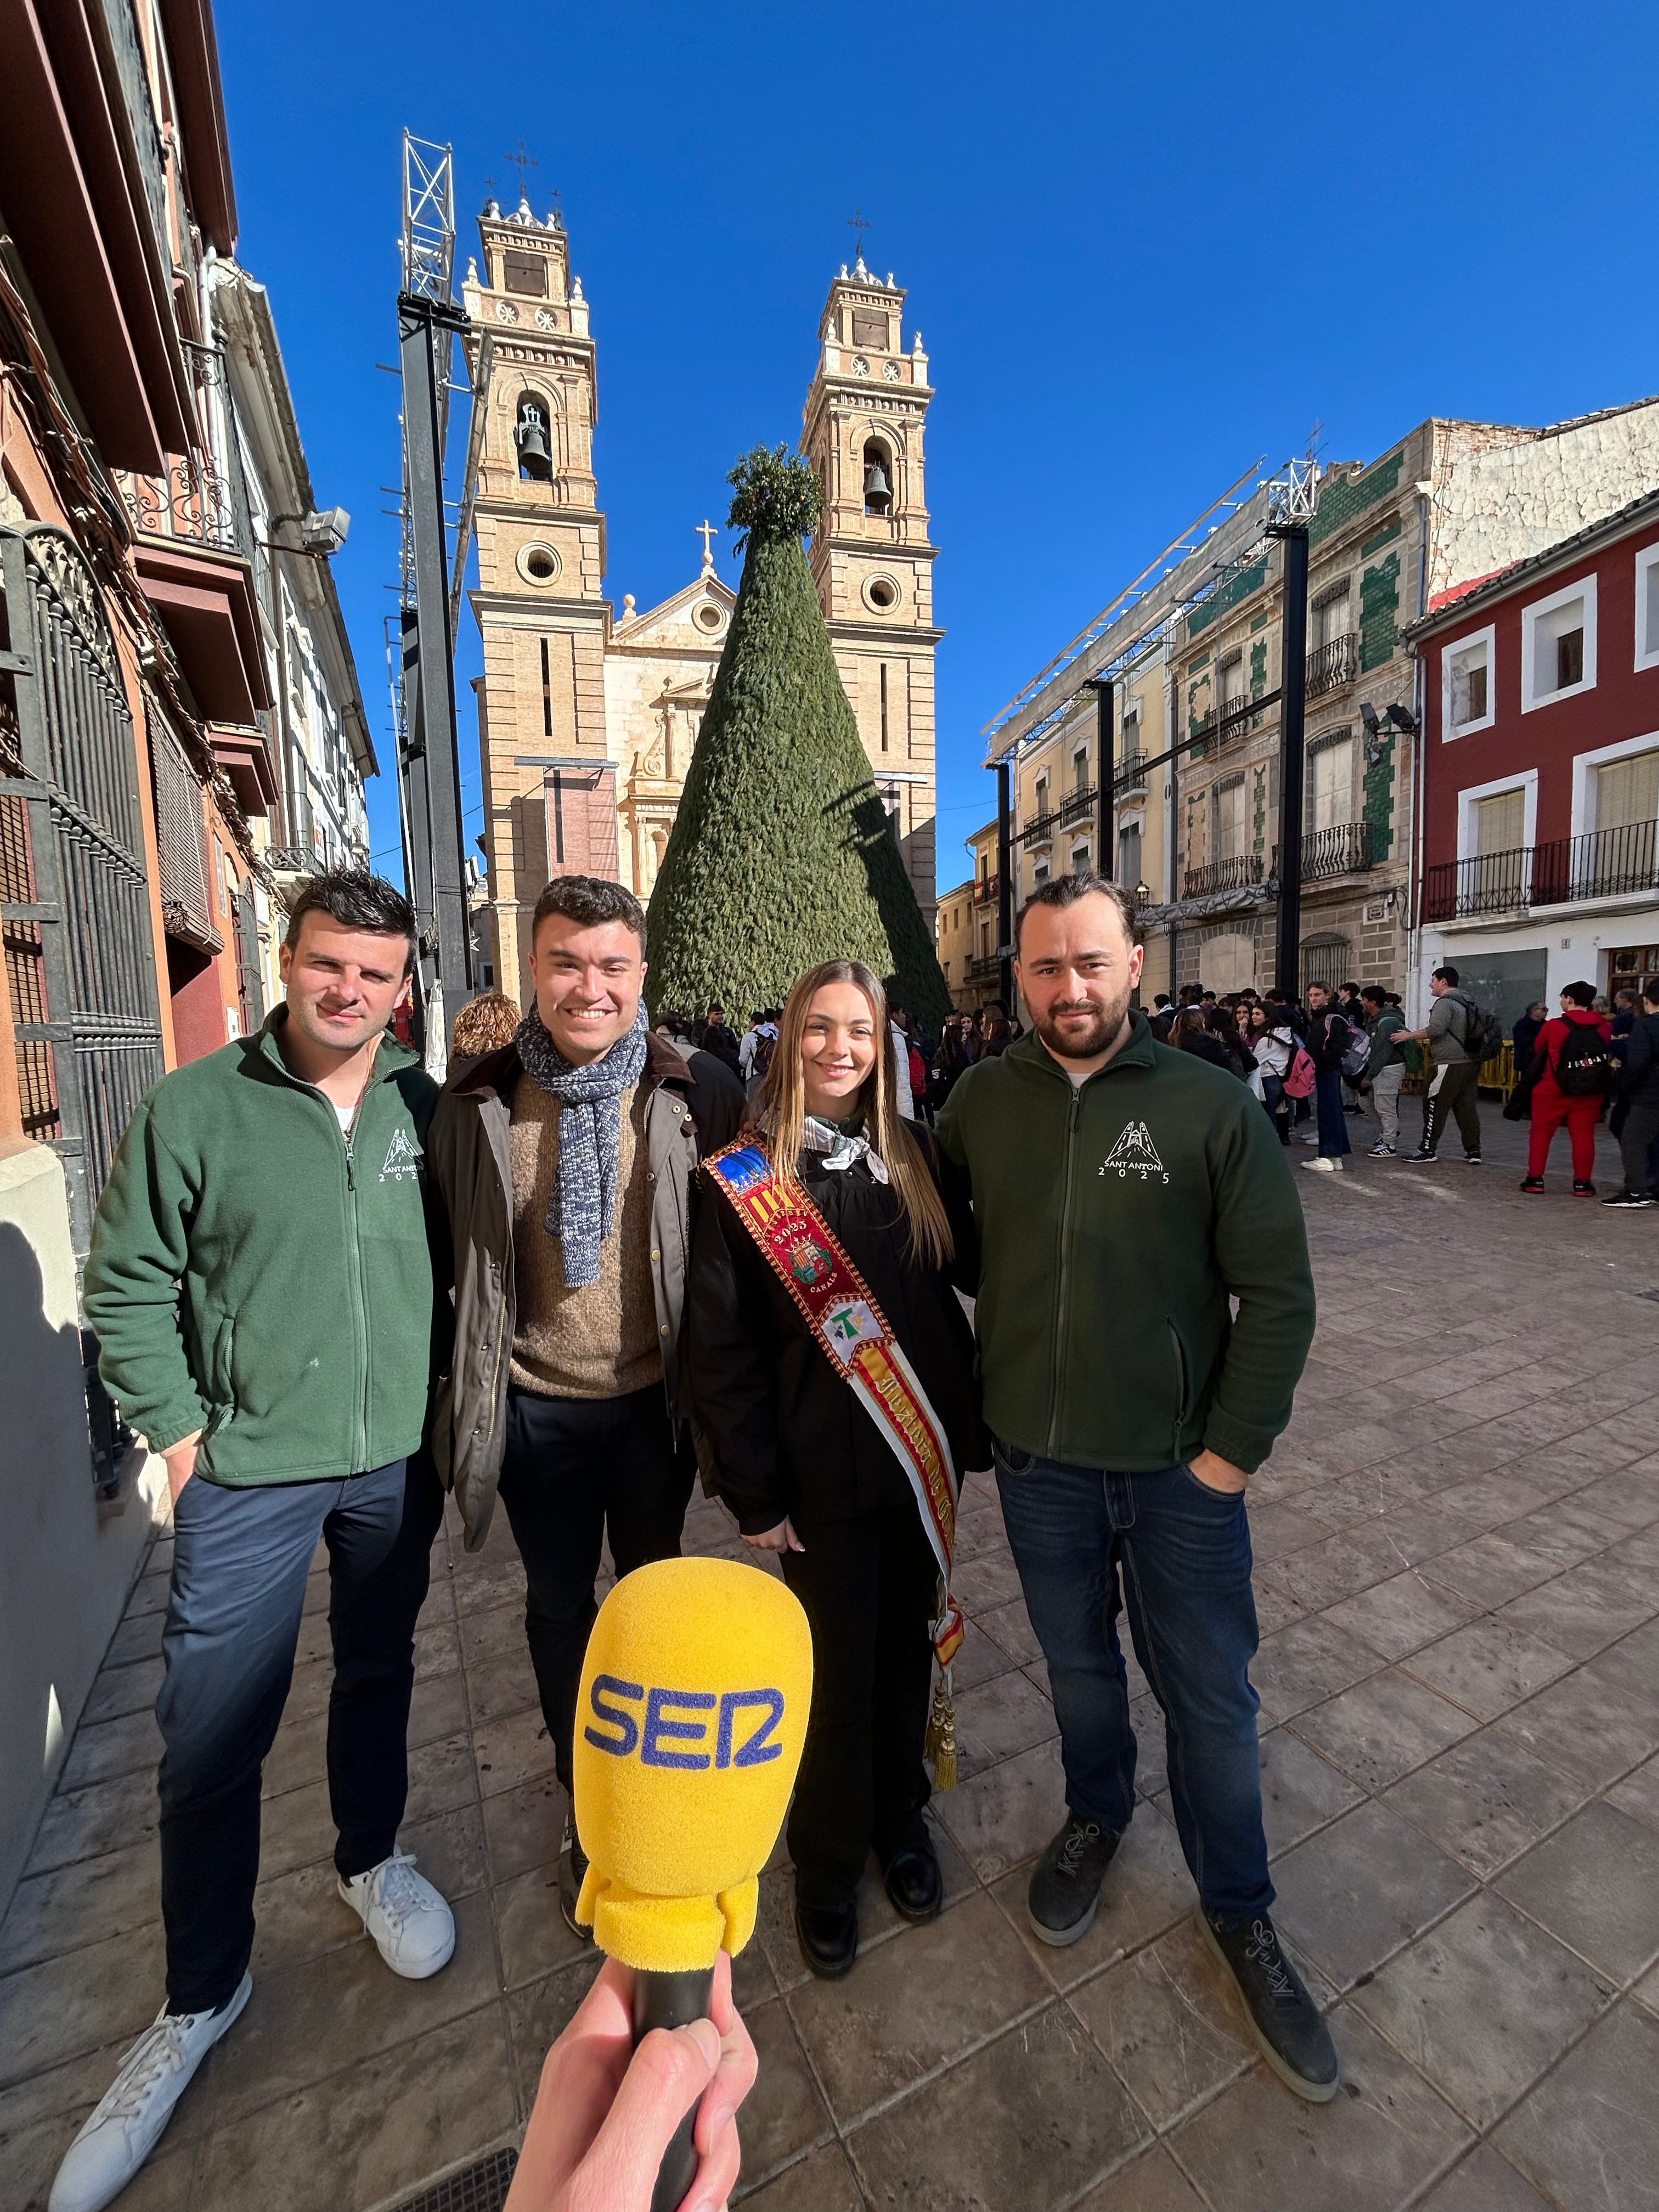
[800,254,941,919]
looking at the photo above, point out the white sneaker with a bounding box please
[1301,1156,1342,1172]
[339,1850,455,1978]
[49,1973,251,2212]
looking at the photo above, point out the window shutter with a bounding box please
[150,716,222,952]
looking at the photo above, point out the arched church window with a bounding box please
[515,394,554,482]
[862,439,894,517]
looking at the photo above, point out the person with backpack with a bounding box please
[1301,982,1353,1173]
[1245,1002,1296,1144]
[1604,976,1659,1208]
[1515,981,1615,1195]
[1359,986,1408,1157]
[1400,965,1493,1164]
[742,1009,780,1100]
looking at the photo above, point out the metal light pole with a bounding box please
[996,758,1014,1013]
[1267,458,1318,997]
[1090,677,1115,878]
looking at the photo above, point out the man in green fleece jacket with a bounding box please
[936,873,1334,2103]
[52,872,455,2212]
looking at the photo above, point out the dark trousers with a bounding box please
[496,1382,692,1795]
[1313,1068,1351,1159]
[995,1446,1271,1920]
[780,1492,938,1909]
[1425,1058,1481,1155]
[157,1454,443,2014]
[1617,1097,1659,1192]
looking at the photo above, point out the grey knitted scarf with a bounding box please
[514,1002,649,1287]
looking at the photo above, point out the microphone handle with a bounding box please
[631,1965,716,2212]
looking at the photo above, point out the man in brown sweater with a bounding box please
[428,877,743,1931]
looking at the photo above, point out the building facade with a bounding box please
[464,218,940,1006]
[935,819,1002,1009]
[1410,488,1659,1028]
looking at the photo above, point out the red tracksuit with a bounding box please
[1527,1009,1612,1181]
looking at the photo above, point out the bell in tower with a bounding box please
[515,396,553,482]
[862,439,893,516]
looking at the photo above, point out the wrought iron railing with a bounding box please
[1018,810,1057,848]
[1422,821,1658,923]
[1306,633,1358,697]
[1302,820,1374,879]
[967,953,1003,980]
[1115,751,1148,792]
[1184,853,1263,896]
[970,872,1001,907]
[1059,784,1097,827]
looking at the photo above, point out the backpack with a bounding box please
[1282,1041,1317,1098]
[751,1030,776,1079]
[1555,1020,1613,1098]
[1452,994,1504,1068]
[1338,1019,1372,1081]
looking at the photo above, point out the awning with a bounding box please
[132,542,270,725]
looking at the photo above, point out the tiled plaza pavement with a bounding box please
[3,1106,1658,2211]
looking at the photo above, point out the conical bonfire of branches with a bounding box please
[646,445,950,1028]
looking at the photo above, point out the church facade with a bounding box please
[461,200,939,1006]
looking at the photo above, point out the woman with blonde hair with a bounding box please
[687,960,985,1978]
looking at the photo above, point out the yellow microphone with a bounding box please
[572,1556,813,2211]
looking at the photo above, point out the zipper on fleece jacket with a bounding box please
[1045,1085,1084,1458]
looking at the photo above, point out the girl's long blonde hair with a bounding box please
[755,960,953,1272]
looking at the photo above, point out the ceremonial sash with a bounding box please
[705,1138,965,1676]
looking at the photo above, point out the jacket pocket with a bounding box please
[202,1314,235,1437]
[1166,1321,1189,1458]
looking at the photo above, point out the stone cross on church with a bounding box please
[460,199,940,1006]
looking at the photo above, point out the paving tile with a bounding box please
[1415,2143,1556,2211]
[1496,1801,1659,1984]
[1242,1500,1335,1562]
[0,1915,166,2090]
[1503,1499,1632,1567]
[187,2002,515,2212]
[1257,1727,1364,1858]
[1068,1915,1254,2129]
[104,1608,166,1667]
[737,2141,864,2210]
[481,1773,567,1884]
[257,1778,335,1881]
[472,1704,557,1798]
[1404,1617,1577,1722]
[1496,1556,1658,1661]
[504,1954,602,2113]
[1325,1569,1483,1661]
[406,1728,481,1821]
[1292,1668,1477,1791]
[1267,1529,1405,1612]
[847,2001,1148,2211]
[1249,1577,1307,1637]
[1167,2004,1473,2212]
[1497,1666,1659,1790]
[0,2112,194,2212]
[974,1594,1045,1665]
[951,1664,1060,1782]
[933,1735,1065,1882]
[1567,1469,1659,1530]
[493,1860,594,1992]
[1431,1472,1559,1531]
[54,1705,162,1795]
[1250,1616,1383,1720]
[1350,1892,1610,2128]
[1494,2001,1659,2212]
[1422,1535,1560,1611]
[79,1654,165,1727]
[1386,1729,1587,1878]
[1607,1750,1659,1836]
[412,1618,462,1681]
[249,1856,367,1977]
[787,1890,1047,2124]
[990,1805,1193,1993]
[944,1619,1023,1691]
[0,1833,160,1973]
[1271,1800,1476,1990]
[1581,1616,1659,1705]
[950,1547,1027,1613]
[1071,2143,1210,2210]
[731,1996,833,2192]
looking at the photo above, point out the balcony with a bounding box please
[1302,820,1374,880]
[970,872,1001,908]
[1306,633,1359,698]
[1114,751,1149,797]
[967,953,1004,980]
[1059,783,1097,827]
[1422,820,1659,924]
[1018,810,1056,848]
[1184,854,1264,897]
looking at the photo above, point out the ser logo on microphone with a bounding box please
[584,1674,785,1771]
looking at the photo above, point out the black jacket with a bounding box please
[1512,1015,1545,1067]
[687,1129,988,1533]
[1618,1011,1659,1104]
[1307,1008,1351,1076]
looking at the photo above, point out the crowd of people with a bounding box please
[1137,964,1659,1204]
[50,863,1342,2212]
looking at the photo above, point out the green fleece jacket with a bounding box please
[83,1012,444,1485]
[935,1014,1315,1475]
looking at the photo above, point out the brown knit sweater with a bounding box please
[508,1079,663,1398]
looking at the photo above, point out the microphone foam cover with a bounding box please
[573,1556,813,1973]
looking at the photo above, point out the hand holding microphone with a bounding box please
[555,1555,813,2211]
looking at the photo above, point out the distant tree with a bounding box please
[646,444,950,1028]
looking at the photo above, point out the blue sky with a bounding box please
[216,0,1659,894]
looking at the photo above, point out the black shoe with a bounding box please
[882,1843,943,1925]
[1520,1175,1545,1193]
[1027,1814,1122,1947]
[1406,1147,1438,1163]
[1573,1180,1596,1197]
[558,1821,592,1944]
[1603,1189,1656,1208]
[1199,1908,1339,2103]
[1463,1153,1482,1164]
[794,1893,858,1978]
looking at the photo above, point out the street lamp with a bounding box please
[1359,700,1417,764]
[269,507,351,557]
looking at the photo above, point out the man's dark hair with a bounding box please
[531,874,646,951]
[1432,964,1459,988]
[284,868,416,977]
[1644,979,1659,1006]
[1613,988,1637,1006]
[1361,985,1386,1006]
[707,1001,724,1017]
[1562,979,1598,1008]
[1154,991,1171,1009]
[1014,870,1142,954]
[1341,980,1361,996]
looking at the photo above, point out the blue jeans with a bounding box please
[994,1445,1271,1919]
[1314,1067,1351,1158]
[158,1454,444,2012]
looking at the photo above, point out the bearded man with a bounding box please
[935,872,1332,2103]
